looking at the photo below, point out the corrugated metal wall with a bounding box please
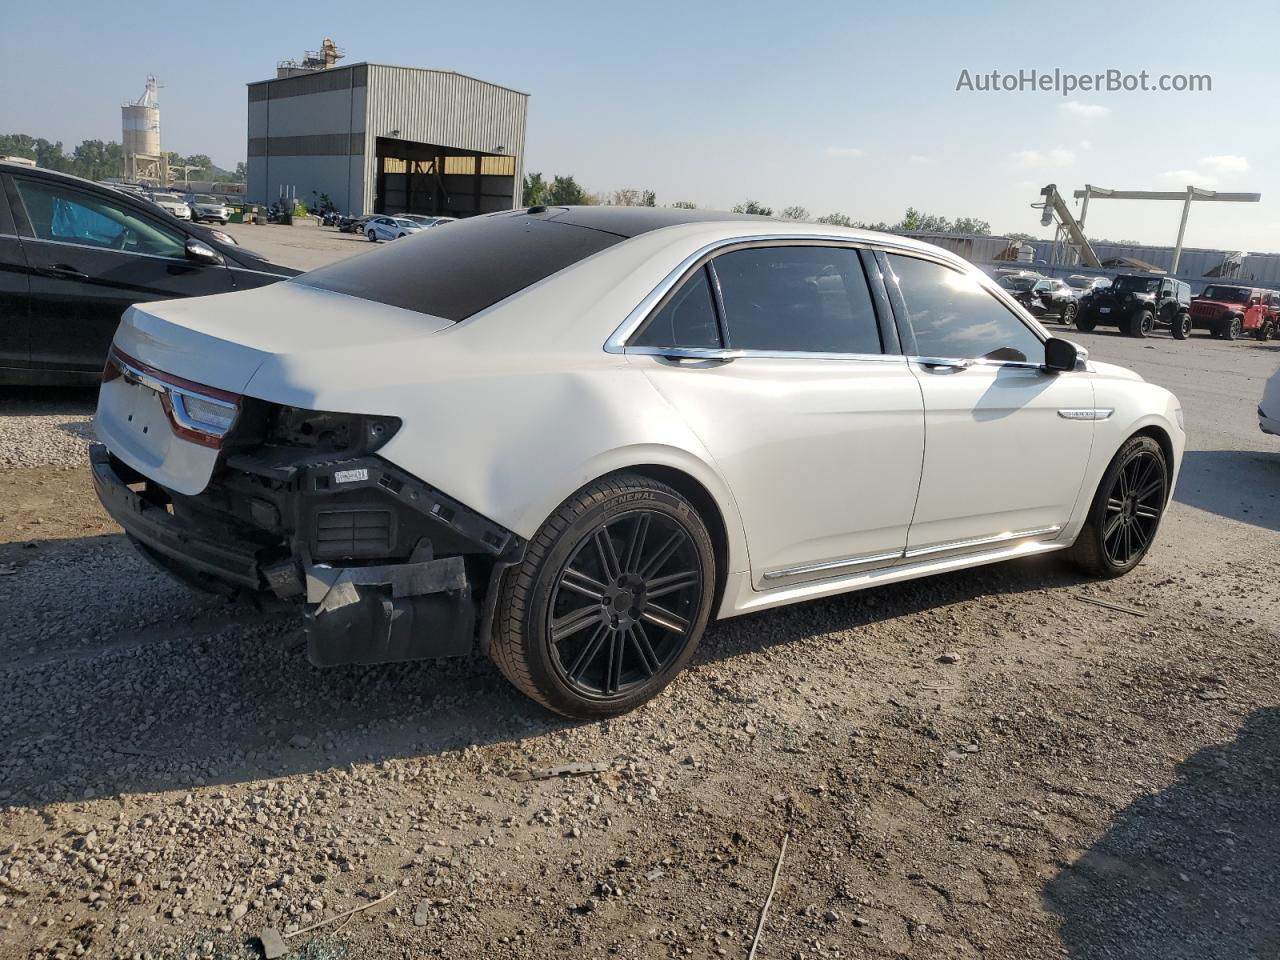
[361,66,528,214]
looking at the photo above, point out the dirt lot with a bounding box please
[1,231,1277,960]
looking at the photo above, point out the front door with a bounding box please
[626,243,925,586]
[882,252,1096,556]
[0,177,30,376]
[9,175,235,375]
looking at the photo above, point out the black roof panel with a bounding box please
[514,205,770,238]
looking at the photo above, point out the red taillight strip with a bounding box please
[105,345,241,449]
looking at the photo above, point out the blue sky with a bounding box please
[4,0,1279,248]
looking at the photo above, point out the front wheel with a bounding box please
[491,473,716,718]
[1126,310,1155,338]
[1224,316,1242,340]
[368,230,378,242]
[1075,312,1097,332]
[1061,303,1078,326]
[1172,311,1192,340]
[1068,435,1168,577]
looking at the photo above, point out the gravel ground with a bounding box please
[0,238,1277,960]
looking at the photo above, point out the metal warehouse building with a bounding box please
[247,61,528,217]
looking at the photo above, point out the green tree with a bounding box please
[545,174,590,205]
[816,212,853,226]
[233,161,247,182]
[780,205,810,221]
[72,140,121,181]
[522,172,547,206]
[671,200,697,209]
[641,190,656,207]
[731,199,772,216]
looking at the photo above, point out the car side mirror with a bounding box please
[1044,337,1086,373]
[185,238,223,265]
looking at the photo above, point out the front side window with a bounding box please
[15,179,186,258]
[712,245,881,354]
[630,266,722,349]
[886,253,1043,363]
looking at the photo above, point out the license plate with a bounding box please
[1099,307,1111,314]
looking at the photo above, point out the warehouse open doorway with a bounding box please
[374,136,516,217]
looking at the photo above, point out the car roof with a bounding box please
[514,205,766,239]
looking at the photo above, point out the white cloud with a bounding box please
[824,146,866,159]
[909,154,932,164]
[1077,139,1092,151]
[1059,100,1109,119]
[1011,148,1076,168]
[1199,154,1249,173]
[1163,169,1218,187]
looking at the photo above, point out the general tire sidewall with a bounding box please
[520,486,715,716]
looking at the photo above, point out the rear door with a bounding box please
[625,242,925,587]
[0,175,31,376]
[10,174,236,375]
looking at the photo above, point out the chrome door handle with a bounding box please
[916,357,972,370]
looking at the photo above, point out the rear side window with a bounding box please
[630,267,722,349]
[295,214,623,321]
[712,245,882,354]
[886,253,1043,363]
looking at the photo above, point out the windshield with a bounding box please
[998,276,1038,291]
[1112,276,1161,294]
[393,218,419,228]
[1201,285,1250,303]
[1065,276,1095,288]
[194,195,218,204]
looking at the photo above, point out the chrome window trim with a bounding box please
[624,344,907,364]
[229,265,296,280]
[903,525,1062,560]
[762,549,904,582]
[19,235,191,265]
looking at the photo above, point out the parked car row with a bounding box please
[0,161,296,385]
[335,213,455,240]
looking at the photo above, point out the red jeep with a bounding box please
[1191,284,1280,340]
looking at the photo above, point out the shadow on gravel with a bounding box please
[1045,707,1280,959]
[0,386,98,414]
[2,539,1086,808]
[1174,449,1280,532]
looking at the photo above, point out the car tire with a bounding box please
[1226,316,1242,340]
[1125,310,1154,338]
[1172,311,1192,340]
[490,472,716,718]
[1061,303,1078,325]
[368,230,378,242]
[1068,434,1168,578]
[1074,312,1097,332]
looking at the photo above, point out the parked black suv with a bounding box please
[0,162,299,386]
[997,274,1079,324]
[1075,274,1192,339]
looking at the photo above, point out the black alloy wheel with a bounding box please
[491,473,716,718]
[1069,435,1168,576]
[1061,302,1078,325]
[1172,312,1192,340]
[547,511,702,700]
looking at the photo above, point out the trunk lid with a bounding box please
[96,282,453,494]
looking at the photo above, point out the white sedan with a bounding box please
[90,208,1184,717]
[365,216,423,242]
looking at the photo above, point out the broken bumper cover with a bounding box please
[90,442,513,667]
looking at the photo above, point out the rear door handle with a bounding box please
[41,263,90,280]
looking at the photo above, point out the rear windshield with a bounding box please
[294,213,624,321]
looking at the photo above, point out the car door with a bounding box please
[624,242,925,587]
[9,175,236,375]
[880,250,1096,557]
[0,175,31,376]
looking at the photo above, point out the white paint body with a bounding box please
[1260,366,1280,436]
[95,220,1185,619]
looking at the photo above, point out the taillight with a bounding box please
[105,345,242,449]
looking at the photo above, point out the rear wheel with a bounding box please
[1069,435,1168,577]
[1172,311,1192,340]
[491,473,716,718]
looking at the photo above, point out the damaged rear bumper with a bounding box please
[90,441,520,667]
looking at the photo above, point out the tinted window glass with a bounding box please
[887,254,1043,363]
[15,178,185,258]
[713,246,881,353]
[631,267,722,348]
[296,214,623,321]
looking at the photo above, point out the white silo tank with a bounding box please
[122,76,162,167]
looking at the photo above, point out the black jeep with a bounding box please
[1075,275,1193,339]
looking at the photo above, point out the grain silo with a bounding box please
[121,76,169,184]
